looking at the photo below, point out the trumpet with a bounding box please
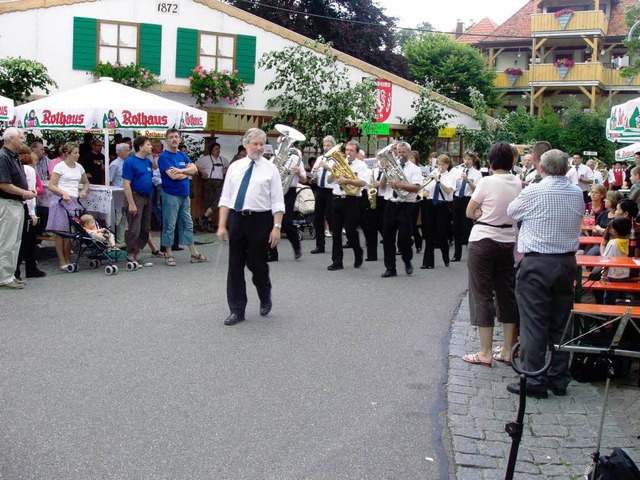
[417,171,441,196]
[324,144,361,196]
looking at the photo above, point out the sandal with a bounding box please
[151,250,166,258]
[190,253,209,263]
[165,256,177,267]
[493,346,519,359]
[492,352,511,366]
[462,353,492,367]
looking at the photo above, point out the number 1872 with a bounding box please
[157,2,179,14]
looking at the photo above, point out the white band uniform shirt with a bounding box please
[371,166,390,198]
[452,166,482,197]
[565,163,594,192]
[592,169,604,185]
[195,154,229,180]
[219,156,285,214]
[330,158,370,196]
[277,151,307,189]
[23,165,37,216]
[382,161,423,202]
[423,169,456,202]
[524,167,537,184]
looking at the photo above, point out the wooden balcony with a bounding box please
[531,10,608,36]
[495,71,531,88]
[495,64,640,88]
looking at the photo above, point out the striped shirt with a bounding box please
[507,175,584,254]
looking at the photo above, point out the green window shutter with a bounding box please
[235,35,256,84]
[73,17,97,71]
[175,28,198,78]
[139,23,162,75]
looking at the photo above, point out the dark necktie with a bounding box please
[234,161,255,211]
[458,169,468,197]
[320,168,327,188]
[377,170,383,181]
[433,181,441,205]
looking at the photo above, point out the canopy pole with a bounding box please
[103,128,110,186]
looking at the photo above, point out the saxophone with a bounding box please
[324,144,361,196]
[377,143,409,199]
[273,124,306,191]
[367,169,377,209]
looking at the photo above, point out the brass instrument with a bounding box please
[273,124,306,192]
[591,158,608,186]
[417,170,441,197]
[367,169,378,209]
[377,143,409,199]
[324,143,361,196]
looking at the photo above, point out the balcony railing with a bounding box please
[495,64,640,87]
[531,10,608,35]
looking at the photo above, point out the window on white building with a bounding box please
[99,21,139,64]
[199,32,235,72]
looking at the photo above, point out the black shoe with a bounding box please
[444,261,450,267]
[310,248,325,254]
[381,269,397,278]
[294,250,302,260]
[506,382,548,399]
[420,265,434,270]
[267,256,279,262]
[451,257,461,262]
[354,255,363,268]
[173,246,184,251]
[548,384,567,396]
[343,244,352,249]
[365,258,377,262]
[223,313,245,326]
[405,262,413,275]
[260,303,272,316]
[327,263,344,271]
[26,269,47,278]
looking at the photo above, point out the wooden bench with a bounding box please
[572,303,640,317]
[577,280,640,293]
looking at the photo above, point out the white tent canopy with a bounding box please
[614,142,640,163]
[607,98,640,144]
[12,78,207,184]
[0,94,14,122]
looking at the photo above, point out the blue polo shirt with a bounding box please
[122,155,153,195]
[158,150,191,197]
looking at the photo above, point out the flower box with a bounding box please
[189,66,246,107]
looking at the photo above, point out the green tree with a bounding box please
[494,106,536,144]
[398,83,451,157]
[394,22,434,52]
[258,40,377,150]
[402,33,500,109]
[557,97,615,162]
[457,87,494,161]
[621,4,640,79]
[0,57,57,104]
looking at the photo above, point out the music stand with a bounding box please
[555,306,640,480]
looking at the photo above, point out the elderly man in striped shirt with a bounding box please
[507,149,584,399]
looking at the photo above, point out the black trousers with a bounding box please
[15,204,38,277]
[421,201,452,267]
[331,196,362,265]
[313,187,333,249]
[227,210,273,315]
[270,187,300,259]
[382,201,414,271]
[452,195,473,259]
[365,196,386,260]
[516,253,576,389]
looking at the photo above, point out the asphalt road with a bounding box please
[1,233,469,479]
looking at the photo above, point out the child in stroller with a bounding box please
[79,214,116,248]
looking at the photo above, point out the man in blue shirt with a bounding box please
[122,136,153,263]
[158,128,208,266]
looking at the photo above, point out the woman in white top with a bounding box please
[46,142,90,270]
[421,154,455,268]
[462,142,522,367]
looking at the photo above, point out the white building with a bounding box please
[0,0,485,158]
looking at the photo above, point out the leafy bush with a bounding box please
[0,57,57,104]
[188,66,246,107]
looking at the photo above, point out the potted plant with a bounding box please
[554,8,574,29]
[554,58,575,79]
[504,67,523,86]
[188,66,247,107]
[91,62,162,89]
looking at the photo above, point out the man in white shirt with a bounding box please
[217,128,285,326]
[109,142,129,244]
[522,154,537,186]
[586,159,604,186]
[195,142,229,230]
[452,152,483,262]
[379,141,422,277]
[309,136,336,254]
[565,152,593,203]
[326,140,368,270]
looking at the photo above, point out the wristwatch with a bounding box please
[274,223,282,229]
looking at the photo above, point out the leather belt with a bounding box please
[235,209,269,216]
[524,251,575,257]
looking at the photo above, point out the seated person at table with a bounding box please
[629,166,640,206]
[601,217,632,305]
[586,184,606,216]
[593,190,622,237]
[80,214,116,248]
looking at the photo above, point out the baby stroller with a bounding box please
[51,198,134,276]
[293,186,316,241]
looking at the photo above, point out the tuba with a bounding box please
[377,142,409,199]
[324,144,361,196]
[273,124,306,192]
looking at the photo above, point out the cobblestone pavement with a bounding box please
[447,296,640,480]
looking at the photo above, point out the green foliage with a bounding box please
[399,83,451,157]
[457,88,493,161]
[0,57,57,104]
[394,22,434,51]
[92,61,163,90]
[188,65,246,107]
[622,4,640,79]
[402,33,500,109]
[181,134,205,162]
[494,106,536,144]
[258,40,377,150]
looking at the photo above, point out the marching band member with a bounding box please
[379,141,423,277]
[452,151,482,262]
[410,150,424,253]
[327,141,368,271]
[309,136,336,255]
[365,161,386,262]
[421,154,455,269]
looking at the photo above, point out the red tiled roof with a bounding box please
[456,18,498,43]
[479,1,534,44]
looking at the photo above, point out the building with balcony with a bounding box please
[456,0,639,115]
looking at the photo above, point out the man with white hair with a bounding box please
[586,159,604,186]
[507,149,584,399]
[110,142,130,244]
[0,127,36,289]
